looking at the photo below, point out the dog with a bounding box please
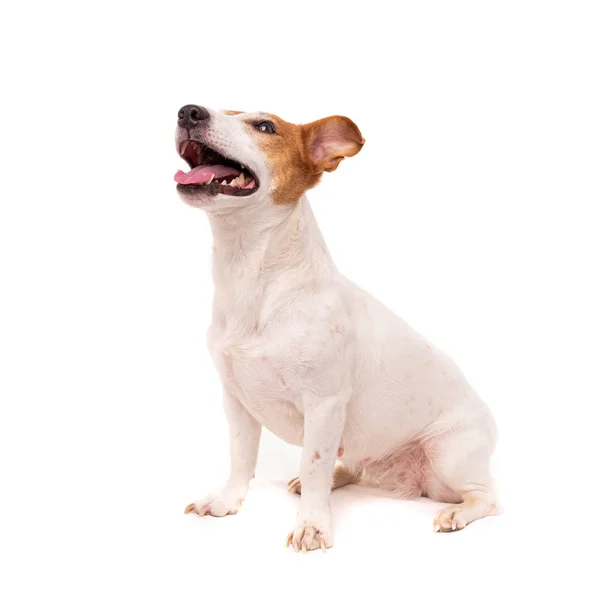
[175,104,500,552]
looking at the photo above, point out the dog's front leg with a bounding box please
[286,392,346,552]
[185,390,261,517]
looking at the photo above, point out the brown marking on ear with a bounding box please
[223,110,244,116]
[251,113,364,204]
[303,116,364,173]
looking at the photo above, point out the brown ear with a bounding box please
[303,116,365,173]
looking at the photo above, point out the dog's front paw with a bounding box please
[285,518,333,552]
[184,491,243,518]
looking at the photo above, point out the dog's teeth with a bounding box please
[180,140,189,153]
[238,173,245,186]
[206,174,215,185]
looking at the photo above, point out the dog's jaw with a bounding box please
[174,109,270,211]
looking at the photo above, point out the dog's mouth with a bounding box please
[175,140,258,196]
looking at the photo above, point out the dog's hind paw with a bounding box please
[432,505,467,532]
[287,476,302,495]
[184,492,243,518]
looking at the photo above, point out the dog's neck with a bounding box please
[207,196,336,326]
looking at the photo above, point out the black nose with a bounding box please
[177,104,209,128]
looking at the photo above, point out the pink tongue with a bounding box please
[174,165,240,185]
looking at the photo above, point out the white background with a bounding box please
[1,1,599,598]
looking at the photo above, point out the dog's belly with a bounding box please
[210,339,305,446]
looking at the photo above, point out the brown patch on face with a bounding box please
[250,114,321,204]
[223,110,244,116]
[249,113,364,204]
[312,450,321,462]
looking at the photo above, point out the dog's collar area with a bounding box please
[175,140,258,196]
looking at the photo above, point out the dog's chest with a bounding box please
[208,318,304,445]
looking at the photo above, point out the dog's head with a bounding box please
[174,105,364,210]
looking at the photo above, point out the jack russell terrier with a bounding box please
[175,104,500,552]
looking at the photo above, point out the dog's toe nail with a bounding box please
[184,503,196,514]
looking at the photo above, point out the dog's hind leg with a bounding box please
[427,423,501,532]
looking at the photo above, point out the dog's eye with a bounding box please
[255,121,277,134]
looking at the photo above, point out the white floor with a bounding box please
[4,418,594,600]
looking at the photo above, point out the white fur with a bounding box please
[179,108,500,550]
